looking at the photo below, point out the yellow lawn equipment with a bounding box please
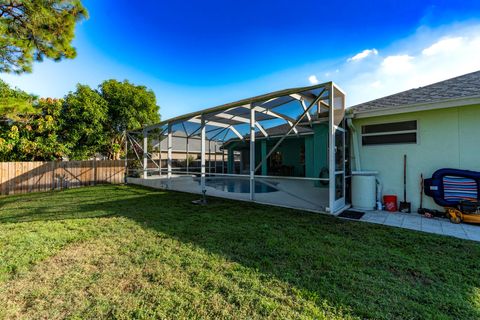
[445,201,480,224]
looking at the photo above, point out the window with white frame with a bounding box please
[361,120,417,145]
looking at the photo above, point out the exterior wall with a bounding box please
[273,138,305,176]
[225,124,330,178]
[353,104,480,211]
[226,141,244,174]
[226,136,311,177]
[308,124,328,178]
[304,135,314,177]
[227,148,234,173]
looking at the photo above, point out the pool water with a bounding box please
[204,178,277,193]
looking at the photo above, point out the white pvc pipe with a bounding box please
[347,118,361,171]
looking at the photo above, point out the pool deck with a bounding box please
[127,176,329,212]
[349,210,480,242]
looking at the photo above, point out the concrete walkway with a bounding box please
[355,211,480,242]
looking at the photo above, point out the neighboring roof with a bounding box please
[349,70,480,115]
[152,132,223,153]
[223,123,313,147]
[257,123,313,137]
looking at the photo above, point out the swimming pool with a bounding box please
[204,178,278,193]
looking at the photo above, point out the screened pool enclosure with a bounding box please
[126,81,348,214]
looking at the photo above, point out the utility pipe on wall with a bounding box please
[347,118,361,171]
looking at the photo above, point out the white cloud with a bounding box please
[381,55,414,74]
[308,75,319,84]
[347,49,378,62]
[323,23,480,107]
[422,37,464,56]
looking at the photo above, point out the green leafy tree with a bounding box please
[60,84,108,160]
[100,80,160,159]
[0,78,37,120]
[0,0,88,74]
[0,79,160,161]
[0,98,67,161]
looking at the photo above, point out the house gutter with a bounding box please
[351,95,480,119]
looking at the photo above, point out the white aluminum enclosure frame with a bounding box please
[126,81,347,214]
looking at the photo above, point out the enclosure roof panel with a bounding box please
[142,81,341,131]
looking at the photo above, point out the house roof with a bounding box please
[152,131,223,153]
[349,70,480,115]
[223,123,313,147]
[255,123,313,137]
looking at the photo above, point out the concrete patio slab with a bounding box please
[351,210,479,242]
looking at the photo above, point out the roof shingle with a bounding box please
[349,70,480,113]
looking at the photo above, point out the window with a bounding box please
[361,120,417,146]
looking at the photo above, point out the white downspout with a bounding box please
[347,118,361,171]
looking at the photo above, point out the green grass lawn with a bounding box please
[0,185,479,319]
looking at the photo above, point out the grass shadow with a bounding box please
[1,184,479,319]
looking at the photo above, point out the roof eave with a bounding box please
[351,95,480,119]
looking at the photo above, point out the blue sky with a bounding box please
[2,0,480,119]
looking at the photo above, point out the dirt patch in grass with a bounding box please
[0,229,352,320]
[1,239,119,319]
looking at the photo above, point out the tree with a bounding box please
[60,84,108,160]
[0,0,88,74]
[0,78,37,120]
[99,80,160,159]
[0,98,67,161]
[0,79,161,161]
